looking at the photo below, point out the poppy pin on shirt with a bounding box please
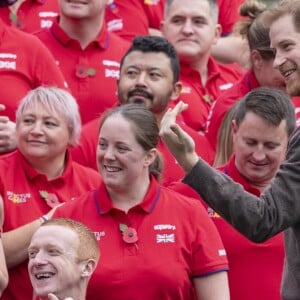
[39,191,60,208]
[119,224,139,249]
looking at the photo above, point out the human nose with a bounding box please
[252,146,266,161]
[181,19,194,34]
[103,146,116,160]
[273,49,286,69]
[30,251,48,265]
[135,72,147,86]
[30,121,43,134]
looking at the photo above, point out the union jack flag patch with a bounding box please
[156,234,175,243]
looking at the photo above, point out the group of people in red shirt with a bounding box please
[0,0,293,300]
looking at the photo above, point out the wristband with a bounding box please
[39,215,49,224]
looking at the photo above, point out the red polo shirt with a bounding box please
[71,116,215,187]
[0,19,67,121]
[172,57,244,132]
[1,150,101,300]
[0,0,59,33]
[205,69,259,150]
[217,0,244,36]
[54,177,228,300]
[105,0,164,41]
[170,155,284,300]
[35,21,130,124]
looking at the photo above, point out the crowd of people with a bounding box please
[0,0,299,299]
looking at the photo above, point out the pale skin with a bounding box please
[159,101,199,173]
[29,225,96,300]
[59,0,109,49]
[0,105,17,154]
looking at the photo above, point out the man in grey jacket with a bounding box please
[160,1,300,299]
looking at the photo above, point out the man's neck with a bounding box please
[59,15,104,49]
[181,53,210,86]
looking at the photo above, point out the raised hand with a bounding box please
[159,101,199,173]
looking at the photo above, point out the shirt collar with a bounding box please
[180,56,220,80]
[50,18,109,49]
[218,155,261,196]
[19,149,71,183]
[94,175,161,215]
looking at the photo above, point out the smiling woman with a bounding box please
[53,103,230,300]
[0,86,101,300]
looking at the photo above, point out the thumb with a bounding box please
[0,104,5,111]
[48,294,58,300]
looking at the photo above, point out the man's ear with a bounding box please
[81,259,97,278]
[212,24,222,45]
[170,82,183,100]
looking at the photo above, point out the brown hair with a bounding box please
[263,0,300,33]
[99,104,163,179]
[234,0,276,60]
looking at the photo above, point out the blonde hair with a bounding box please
[16,86,81,147]
[213,103,238,167]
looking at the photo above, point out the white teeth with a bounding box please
[282,69,295,78]
[106,166,121,172]
[36,272,54,279]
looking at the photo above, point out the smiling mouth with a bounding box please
[35,272,55,280]
[105,166,121,172]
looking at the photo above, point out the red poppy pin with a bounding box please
[75,65,96,78]
[39,191,60,208]
[119,224,139,249]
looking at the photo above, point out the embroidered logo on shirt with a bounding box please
[7,191,31,204]
[154,224,176,230]
[156,233,175,243]
[219,83,234,90]
[180,86,192,94]
[0,53,16,70]
[105,69,119,79]
[218,249,227,256]
[103,60,120,68]
[94,231,106,241]
[107,19,123,32]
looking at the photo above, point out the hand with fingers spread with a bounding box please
[159,101,199,173]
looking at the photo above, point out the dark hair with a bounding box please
[120,35,180,83]
[234,0,274,60]
[235,87,296,137]
[99,103,163,179]
[165,0,219,24]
